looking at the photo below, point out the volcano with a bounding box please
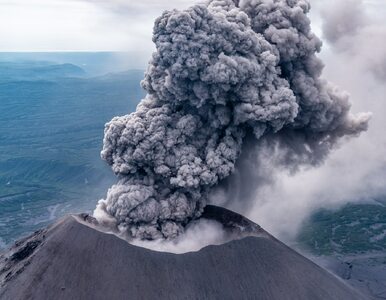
[0,206,365,300]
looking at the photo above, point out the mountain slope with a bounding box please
[0,206,365,300]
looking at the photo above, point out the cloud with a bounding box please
[0,0,196,52]
[80,0,197,14]
[244,0,386,242]
[317,0,386,81]
[0,0,132,51]
[320,0,366,45]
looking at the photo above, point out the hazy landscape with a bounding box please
[0,54,145,247]
[0,53,385,298]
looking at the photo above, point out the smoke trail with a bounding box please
[95,0,370,240]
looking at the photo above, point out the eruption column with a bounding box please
[95,0,370,240]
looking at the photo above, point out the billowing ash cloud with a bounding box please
[95,0,370,240]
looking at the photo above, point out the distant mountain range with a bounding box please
[0,52,146,75]
[0,60,145,248]
[0,62,87,81]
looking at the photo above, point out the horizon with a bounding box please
[0,51,149,74]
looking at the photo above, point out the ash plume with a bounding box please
[320,0,365,46]
[318,0,386,81]
[95,0,370,240]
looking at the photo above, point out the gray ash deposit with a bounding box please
[0,206,366,300]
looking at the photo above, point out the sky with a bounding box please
[1,0,385,240]
[0,0,384,65]
[0,0,383,52]
[0,0,194,53]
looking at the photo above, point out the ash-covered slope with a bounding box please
[0,206,365,300]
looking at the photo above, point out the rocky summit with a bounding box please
[0,206,365,300]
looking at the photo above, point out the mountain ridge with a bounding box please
[0,205,366,300]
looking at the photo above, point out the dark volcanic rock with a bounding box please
[202,205,266,236]
[0,206,366,300]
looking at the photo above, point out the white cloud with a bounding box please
[0,0,196,52]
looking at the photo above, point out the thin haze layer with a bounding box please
[95,0,370,240]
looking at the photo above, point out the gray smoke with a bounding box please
[95,0,370,240]
[318,0,386,81]
[321,0,365,46]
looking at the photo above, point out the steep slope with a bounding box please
[0,206,366,300]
